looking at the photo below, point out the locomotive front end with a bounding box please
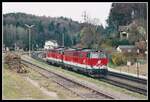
[88,51,108,77]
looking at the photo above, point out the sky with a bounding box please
[3,2,112,27]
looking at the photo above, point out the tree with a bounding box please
[79,11,105,49]
[80,26,94,48]
[3,13,81,49]
[106,3,147,37]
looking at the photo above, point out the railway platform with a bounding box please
[108,67,148,80]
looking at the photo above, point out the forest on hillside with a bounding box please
[3,3,147,52]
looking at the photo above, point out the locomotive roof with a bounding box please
[81,49,93,52]
[55,48,64,50]
[64,48,76,51]
[54,47,104,53]
[54,47,65,50]
[81,49,104,53]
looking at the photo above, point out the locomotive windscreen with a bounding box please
[90,52,106,58]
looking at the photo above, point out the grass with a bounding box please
[2,64,54,100]
[22,55,147,99]
[3,63,81,100]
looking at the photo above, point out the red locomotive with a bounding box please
[46,47,108,77]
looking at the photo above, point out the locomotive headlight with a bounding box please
[83,59,86,64]
[98,60,101,64]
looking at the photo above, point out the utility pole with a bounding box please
[62,33,64,47]
[82,11,88,23]
[25,24,34,57]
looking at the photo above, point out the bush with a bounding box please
[111,52,127,66]
[100,43,112,50]
[123,52,137,64]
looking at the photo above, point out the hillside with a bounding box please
[3,13,82,49]
[3,3,147,51]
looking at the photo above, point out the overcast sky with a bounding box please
[3,2,112,27]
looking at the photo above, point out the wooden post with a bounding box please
[136,62,139,78]
[127,61,131,73]
[136,49,139,77]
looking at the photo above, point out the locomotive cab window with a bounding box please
[90,52,106,58]
[90,52,99,58]
[99,53,106,58]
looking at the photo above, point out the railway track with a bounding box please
[30,52,148,96]
[100,72,147,96]
[21,59,115,100]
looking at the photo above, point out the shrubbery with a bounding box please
[110,52,139,66]
[111,52,127,66]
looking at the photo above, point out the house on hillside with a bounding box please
[44,40,58,49]
[118,26,129,40]
[116,45,137,53]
